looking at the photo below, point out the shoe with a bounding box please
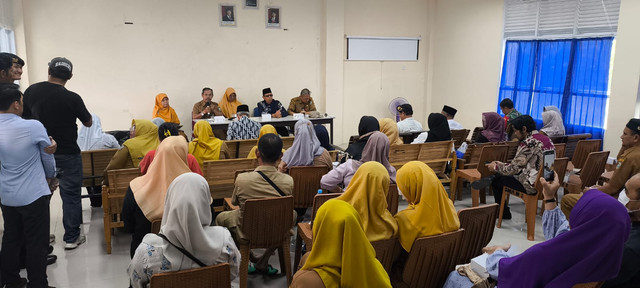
[248,263,257,274]
[256,264,279,276]
[64,235,86,250]
[499,207,512,220]
[47,254,57,265]
[48,245,54,254]
[49,234,55,245]
[4,277,27,288]
[471,176,493,190]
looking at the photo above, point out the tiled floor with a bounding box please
[2,183,549,288]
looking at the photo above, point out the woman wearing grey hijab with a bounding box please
[279,119,332,173]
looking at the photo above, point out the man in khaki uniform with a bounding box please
[216,133,293,272]
[561,118,640,219]
[287,88,316,115]
[192,87,224,120]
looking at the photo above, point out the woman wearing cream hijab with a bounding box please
[379,118,404,146]
[337,161,398,241]
[152,93,180,124]
[219,87,242,118]
[247,124,284,159]
[121,136,191,258]
[291,199,391,288]
[189,120,230,167]
[395,161,460,252]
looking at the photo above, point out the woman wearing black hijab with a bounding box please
[343,116,379,162]
[425,113,451,142]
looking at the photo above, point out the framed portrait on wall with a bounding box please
[244,0,258,9]
[266,6,280,28]
[220,4,236,27]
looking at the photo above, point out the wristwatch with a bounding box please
[200,112,204,117]
[544,198,557,203]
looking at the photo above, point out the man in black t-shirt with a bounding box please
[23,57,93,250]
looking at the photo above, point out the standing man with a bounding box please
[192,87,223,120]
[396,104,423,133]
[0,85,56,288]
[442,105,463,130]
[287,88,316,115]
[226,104,262,140]
[23,57,93,250]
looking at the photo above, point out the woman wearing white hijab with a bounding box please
[77,113,120,150]
[127,173,240,288]
[278,119,332,173]
[540,107,565,137]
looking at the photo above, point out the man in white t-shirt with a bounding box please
[442,105,464,130]
[396,104,423,134]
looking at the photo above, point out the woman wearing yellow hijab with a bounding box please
[291,199,391,288]
[152,93,180,124]
[103,119,160,184]
[247,124,284,159]
[189,121,230,166]
[219,87,242,118]
[394,161,460,252]
[337,161,398,241]
[379,118,404,146]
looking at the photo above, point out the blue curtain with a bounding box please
[497,38,613,140]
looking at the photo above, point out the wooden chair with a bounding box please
[102,168,140,254]
[151,219,162,234]
[150,263,231,288]
[387,183,399,215]
[391,229,465,288]
[538,157,569,215]
[565,151,610,194]
[417,140,456,190]
[81,148,118,187]
[370,237,397,273]
[224,136,295,158]
[468,127,484,143]
[564,133,592,160]
[457,204,498,264]
[289,166,329,219]
[572,282,604,288]
[568,139,602,171]
[239,196,294,288]
[202,159,258,199]
[503,140,520,162]
[555,143,566,158]
[549,135,567,144]
[451,129,470,148]
[399,131,425,144]
[457,142,494,170]
[294,193,341,272]
[452,145,508,207]
[389,144,422,170]
[328,150,339,162]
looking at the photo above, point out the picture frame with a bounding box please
[265,6,280,29]
[243,0,258,9]
[220,4,236,27]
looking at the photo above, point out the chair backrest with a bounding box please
[417,140,454,177]
[241,196,294,248]
[469,127,484,143]
[457,204,498,264]
[149,263,231,288]
[371,238,397,273]
[572,282,604,288]
[387,184,399,215]
[105,168,141,221]
[81,148,119,187]
[554,143,566,158]
[289,166,329,209]
[571,139,602,169]
[328,150,340,162]
[401,229,465,288]
[451,129,470,148]
[310,193,341,223]
[549,135,567,144]
[477,145,508,178]
[399,131,425,144]
[554,157,569,185]
[564,133,592,160]
[462,143,493,169]
[579,151,610,188]
[224,136,295,158]
[503,141,520,162]
[202,159,258,199]
[389,144,422,169]
[151,219,162,234]
[281,136,295,150]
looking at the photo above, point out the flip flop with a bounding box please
[264,264,279,276]
[248,263,257,274]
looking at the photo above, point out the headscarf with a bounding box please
[353,131,396,177]
[543,105,562,117]
[540,110,565,137]
[281,119,324,167]
[337,161,398,241]
[480,112,506,142]
[151,117,165,127]
[394,161,460,251]
[301,199,391,288]
[379,118,403,146]
[189,121,223,166]
[123,119,160,167]
[130,136,191,220]
[159,173,227,269]
[247,124,284,159]
[314,125,334,151]
[77,113,104,151]
[358,116,380,136]
[152,93,179,124]
[219,87,242,118]
[425,113,451,142]
[498,189,631,287]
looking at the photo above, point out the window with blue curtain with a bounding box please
[497,37,613,140]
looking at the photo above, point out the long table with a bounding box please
[197,116,335,143]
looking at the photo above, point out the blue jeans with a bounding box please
[55,154,83,243]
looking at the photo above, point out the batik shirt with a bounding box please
[226,116,262,140]
[495,133,554,194]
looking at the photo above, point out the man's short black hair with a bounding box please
[0,84,22,111]
[49,67,72,80]
[0,53,24,72]
[202,87,213,94]
[500,98,514,109]
[510,115,536,133]
[258,133,283,163]
[158,123,180,141]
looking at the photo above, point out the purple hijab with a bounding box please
[353,131,396,176]
[281,119,324,167]
[498,189,631,287]
[480,112,506,142]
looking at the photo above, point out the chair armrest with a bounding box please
[224,198,239,211]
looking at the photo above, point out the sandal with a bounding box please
[264,264,279,276]
[248,263,257,274]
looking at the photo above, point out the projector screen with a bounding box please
[346,36,420,61]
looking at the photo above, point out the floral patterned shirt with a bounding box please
[495,133,554,194]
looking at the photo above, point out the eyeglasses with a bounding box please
[264,94,273,98]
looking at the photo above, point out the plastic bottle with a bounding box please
[317,189,323,194]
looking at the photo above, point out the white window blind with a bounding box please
[504,0,620,40]
[0,0,16,53]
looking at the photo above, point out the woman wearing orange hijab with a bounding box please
[219,87,242,118]
[152,93,180,124]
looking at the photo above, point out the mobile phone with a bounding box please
[543,150,555,182]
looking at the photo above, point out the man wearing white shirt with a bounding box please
[396,104,423,134]
[442,105,464,130]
